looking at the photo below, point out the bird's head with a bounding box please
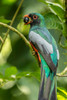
[23,13,45,27]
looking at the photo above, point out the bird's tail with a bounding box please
[38,63,57,100]
[43,76,57,100]
[38,64,45,100]
[50,77,57,100]
[38,71,57,100]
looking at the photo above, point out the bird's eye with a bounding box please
[24,17,29,23]
[33,15,38,19]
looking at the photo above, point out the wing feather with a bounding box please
[29,30,59,72]
[29,31,53,54]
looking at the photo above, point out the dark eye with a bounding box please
[33,15,38,19]
[24,17,29,23]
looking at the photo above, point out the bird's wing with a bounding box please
[29,28,59,72]
[29,30,53,54]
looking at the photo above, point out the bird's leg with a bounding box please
[32,50,36,56]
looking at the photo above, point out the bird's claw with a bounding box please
[32,50,36,56]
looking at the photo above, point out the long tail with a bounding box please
[50,77,57,100]
[43,76,52,100]
[38,65,57,100]
[43,76,57,100]
[38,62,57,100]
[38,64,45,100]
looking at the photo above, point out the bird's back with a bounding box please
[29,26,59,67]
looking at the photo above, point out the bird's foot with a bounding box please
[32,50,36,56]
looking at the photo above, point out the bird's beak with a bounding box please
[23,14,32,25]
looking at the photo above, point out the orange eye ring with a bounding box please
[33,15,38,19]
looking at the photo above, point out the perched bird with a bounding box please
[23,13,59,100]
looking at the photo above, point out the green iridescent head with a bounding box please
[23,13,45,27]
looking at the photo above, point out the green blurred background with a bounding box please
[0,0,67,100]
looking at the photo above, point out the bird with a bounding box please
[23,13,59,100]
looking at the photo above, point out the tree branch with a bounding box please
[0,22,32,49]
[0,36,3,43]
[56,67,67,77]
[0,0,24,51]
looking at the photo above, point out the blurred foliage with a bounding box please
[0,16,11,24]
[0,0,67,100]
[57,87,67,100]
[0,36,12,65]
[38,0,65,21]
[2,0,17,5]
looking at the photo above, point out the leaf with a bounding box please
[17,77,39,100]
[0,65,17,88]
[0,16,11,24]
[0,35,12,64]
[16,71,40,81]
[57,94,66,100]
[2,0,17,5]
[5,66,18,78]
[2,80,16,89]
[0,64,10,74]
[44,13,63,30]
[0,53,6,65]
[16,72,32,79]
[57,87,67,99]
[47,1,65,22]
[38,0,65,22]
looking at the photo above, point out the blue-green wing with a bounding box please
[29,27,59,68]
